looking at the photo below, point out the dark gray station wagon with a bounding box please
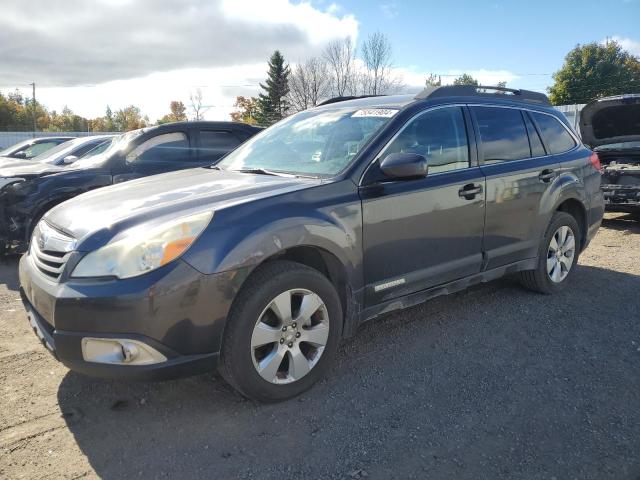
[20,86,604,402]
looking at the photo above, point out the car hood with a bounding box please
[580,94,640,148]
[45,167,319,245]
[0,160,64,178]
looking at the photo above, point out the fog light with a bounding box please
[81,338,167,365]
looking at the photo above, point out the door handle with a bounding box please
[458,183,482,199]
[539,169,556,182]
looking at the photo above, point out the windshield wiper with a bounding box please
[236,168,297,177]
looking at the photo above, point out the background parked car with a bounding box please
[0,135,115,167]
[0,136,75,161]
[0,121,261,253]
[580,94,640,218]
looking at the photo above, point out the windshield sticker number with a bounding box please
[352,109,397,118]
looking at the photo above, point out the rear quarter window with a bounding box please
[530,112,576,155]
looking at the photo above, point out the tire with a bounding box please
[218,260,343,402]
[519,211,581,294]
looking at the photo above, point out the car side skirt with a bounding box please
[358,257,538,324]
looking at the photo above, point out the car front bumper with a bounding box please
[19,252,248,380]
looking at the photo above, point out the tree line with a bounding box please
[0,89,204,132]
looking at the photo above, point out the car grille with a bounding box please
[30,221,76,281]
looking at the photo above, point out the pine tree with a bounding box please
[256,51,291,126]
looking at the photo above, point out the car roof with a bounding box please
[313,94,416,111]
[147,120,262,133]
[312,86,553,114]
[33,136,76,143]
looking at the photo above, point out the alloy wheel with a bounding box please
[546,225,576,283]
[250,289,330,384]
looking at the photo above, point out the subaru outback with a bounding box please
[19,86,604,402]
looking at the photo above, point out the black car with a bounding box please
[19,86,604,402]
[579,94,640,217]
[0,121,261,253]
[0,136,75,161]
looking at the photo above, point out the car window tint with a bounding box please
[523,112,546,157]
[199,130,241,161]
[127,132,189,164]
[24,141,60,158]
[73,141,103,158]
[472,106,530,163]
[382,106,469,173]
[530,112,576,154]
[80,139,113,159]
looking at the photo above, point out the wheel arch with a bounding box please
[265,245,357,335]
[555,198,587,251]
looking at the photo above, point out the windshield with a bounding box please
[80,137,115,159]
[217,107,398,176]
[70,130,142,169]
[0,139,31,157]
[31,139,79,163]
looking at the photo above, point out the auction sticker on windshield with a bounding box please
[352,109,398,118]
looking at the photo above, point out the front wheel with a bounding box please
[519,211,581,294]
[219,260,343,402]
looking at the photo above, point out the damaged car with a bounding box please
[0,121,261,253]
[580,94,640,217]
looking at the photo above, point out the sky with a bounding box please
[1,0,639,123]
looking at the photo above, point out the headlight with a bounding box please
[71,211,213,279]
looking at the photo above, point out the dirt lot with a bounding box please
[1,213,639,479]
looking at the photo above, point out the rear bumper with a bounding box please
[602,184,640,212]
[19,252,246,381]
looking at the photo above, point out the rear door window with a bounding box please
[126,132,190,165]
[472,106,530,163]
[198,130,242,162]
[530,112,577,154]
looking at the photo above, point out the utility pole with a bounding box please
[29,82,36,134]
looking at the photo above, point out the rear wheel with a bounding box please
[219,260,342,402]
[519,211,581,294]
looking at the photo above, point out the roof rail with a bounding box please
[317,94,386,106]
[414,85,550,105]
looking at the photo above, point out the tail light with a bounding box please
[589,151,601,171]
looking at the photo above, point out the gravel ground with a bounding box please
[1,212,639,480]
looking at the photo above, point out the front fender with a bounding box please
[183,180,363,290]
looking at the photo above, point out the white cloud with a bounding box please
[0,0,358,122]
[221,0,358,46]
[30,64,268,123]
[0,0,358,87]
[607,36,640,57]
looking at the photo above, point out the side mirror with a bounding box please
[125,152,138,164]
[62,155,78,165]
[13,151,27,159]
[379,152,428,180]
